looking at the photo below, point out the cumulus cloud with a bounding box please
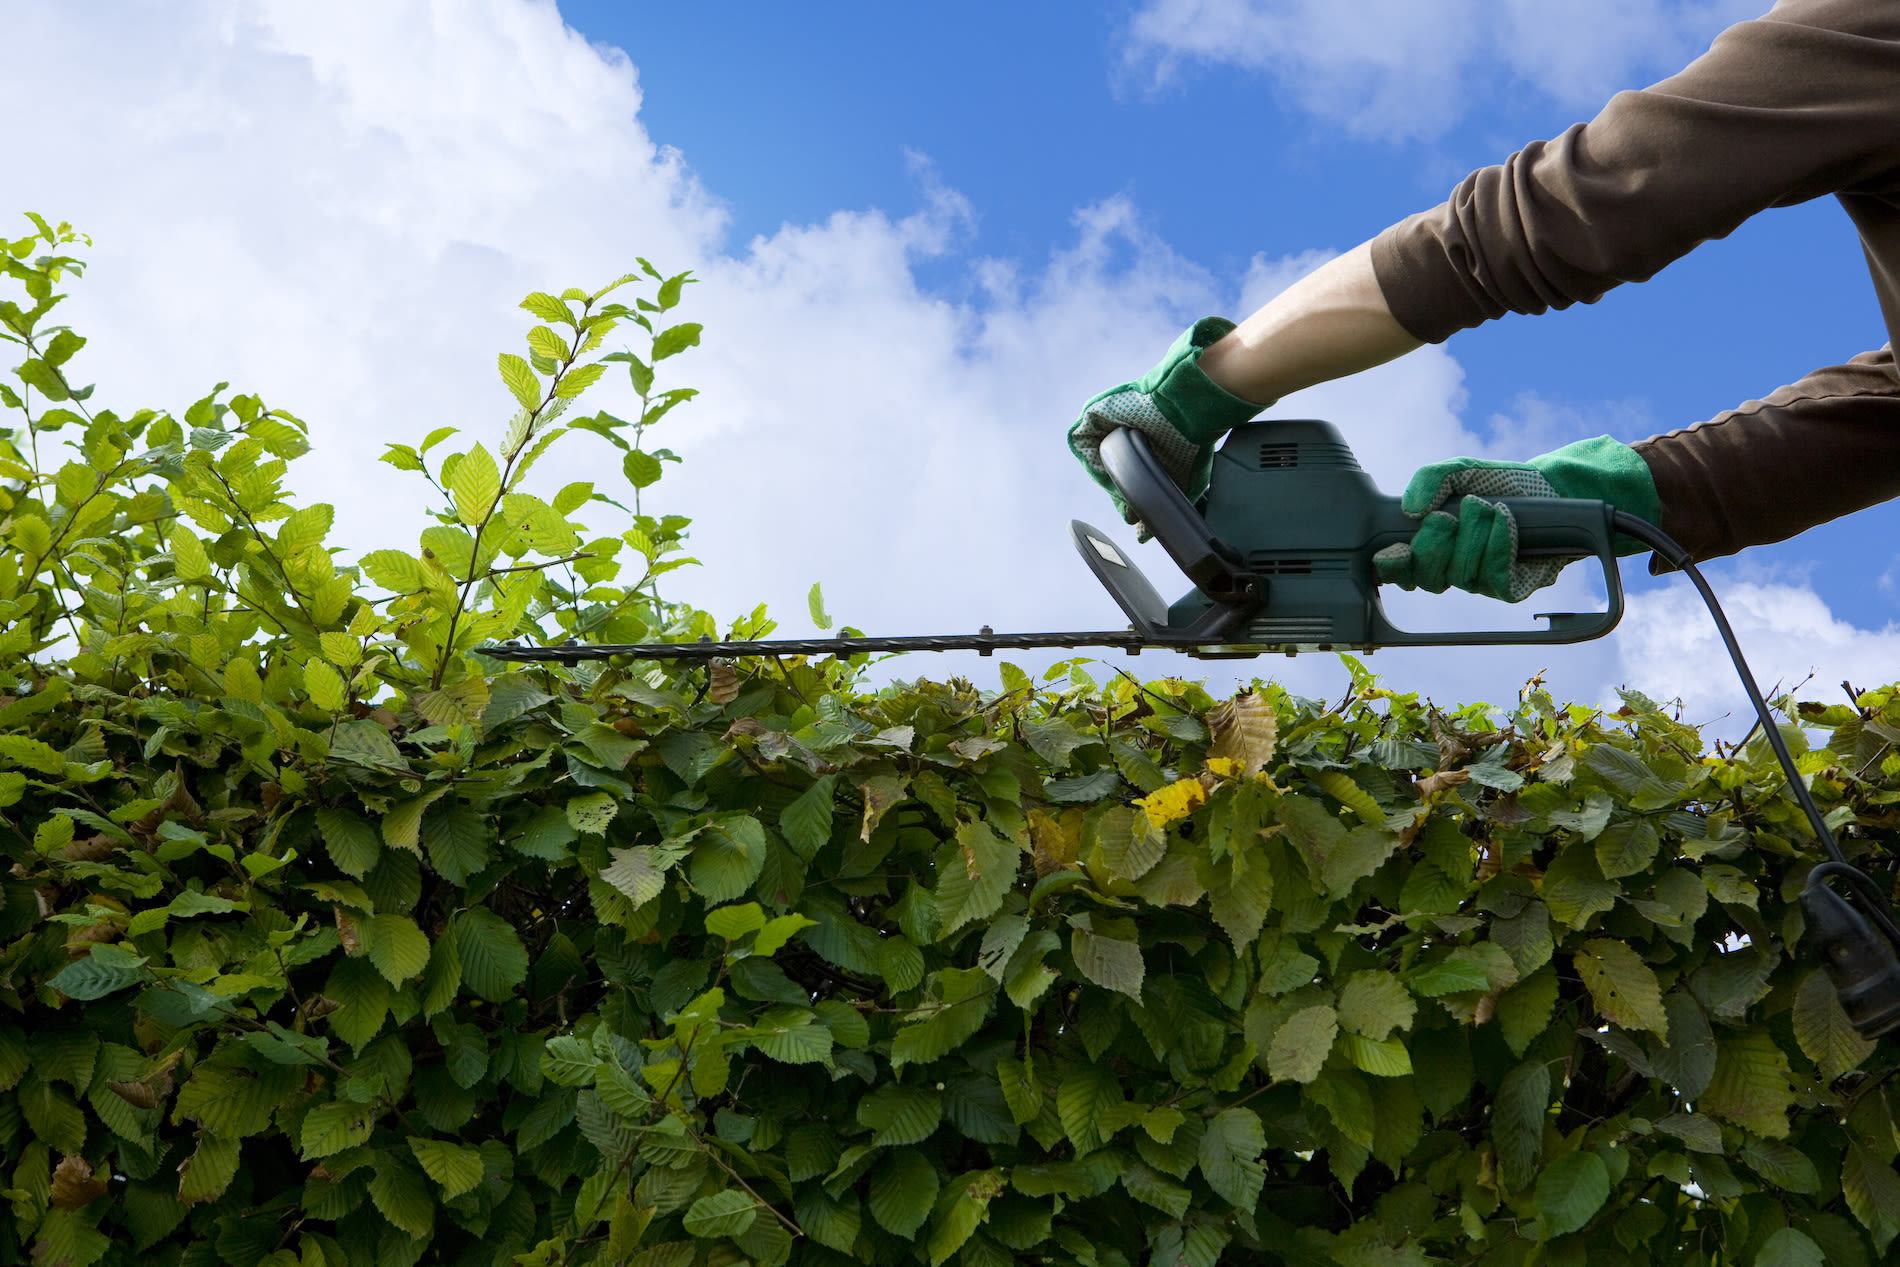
[1614,574,1900,735]
[1122,0,1765,140]
[9,0,1888,721]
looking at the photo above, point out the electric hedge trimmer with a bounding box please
[483,418,1900,1038]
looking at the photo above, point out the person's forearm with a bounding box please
[1196,242,1421,403]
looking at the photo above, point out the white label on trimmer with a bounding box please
[1088,537,1126,567]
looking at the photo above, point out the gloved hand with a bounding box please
[1069,318,1271,524]
[1372,436,1661,602]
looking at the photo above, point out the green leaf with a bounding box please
[1057,1062,1123,1154]
[1097,806,1166,880]
[1410,954,1492,996]
[359,549,425,593]
[1754,1228,1826,1267]
[1652,991,1718,1098]
[1197,1108,1266,1211]
[808,581,833,630]
[451,907,529,1003]
[778,775,836,860]
[1204,842,1273,949]
[936,820,1016,936]
[1535,1150,1609,1237]
[408,1137,485,1200]
[653,322,702,360]
[1843,1141,1900,1249]
[690,816,766,904]
[50,947,149,1001]
[498,353,540,410]
[0,734,68,775]
[315,808,381,880]
[1793,966,1876,1081]
[1742,1137,1821,1195]
[754,913,817,958]
[868,1149,939,1238]
[1267,1004,1336,1083]
[1496,964,1560,1057]
[1121,1160,1192,1219]
[381,787,447,857]
[1595,817,1659,879]
[1575,938,1668,1039]
[301,1101,375,1159]
[421,801,488,884]
[1493,1060,1550,1193]
[520,291,575,325]
[178,1134,241,1205]
[360,914,430,985]
[1338,1032,1412,1077]
[797,1188,862,1255]
[705,902,766,941]
[892,968,995,1070]
[600,845,680,907]
[1700,1028,1796,1138]
[1071,925,1144,1000]
[450,442,500,527]
[304,658,346,711]
[369,1160,436,1239]
[749,1007,833,1064]
[683,1189,758,1240]
[555,361,605,399]
[859,1083,943,1146]
[1335,970,1414,1042]
[170,526,211,581]
[927,1173,1000,1267]
[241,1021,330,1067]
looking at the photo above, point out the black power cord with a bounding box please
[1611,511,1900,1038]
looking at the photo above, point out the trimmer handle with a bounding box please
[1098,427,1257,600]
[1366,494,1626,645]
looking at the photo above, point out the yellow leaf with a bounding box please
[1134,776,1207,829]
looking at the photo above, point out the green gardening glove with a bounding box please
[1372,436,1661,602]
[1069,317,1271,524]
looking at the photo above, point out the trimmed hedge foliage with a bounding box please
[4,214,1900,1267]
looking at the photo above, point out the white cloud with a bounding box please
[1122,0,1765,140]
[1615,575,1900,735]
[12,0,1891,726]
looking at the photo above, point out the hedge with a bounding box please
[3,213,1900,1267]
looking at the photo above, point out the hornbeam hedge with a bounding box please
[3,214,1900,1267]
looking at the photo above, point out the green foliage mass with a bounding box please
[4,212,1900,1267]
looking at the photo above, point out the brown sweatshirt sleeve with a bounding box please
[1372,0,1900,343]
[1634,348,1900,565]
[1370,0,1900,561]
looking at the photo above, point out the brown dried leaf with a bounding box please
[50,1156,107,1209]
[709,661,740,706]
[57,834,117,862]
[107,1080,158,1110]
[1207,692,1278,777]
[334,908,360,955]
[1415,769,1472,801]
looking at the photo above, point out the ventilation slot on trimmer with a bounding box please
[1255,559,1313,575]
[1258,443,1298,468]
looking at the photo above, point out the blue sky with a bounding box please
[576,0,1893,626]
[14,0,1900,725]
